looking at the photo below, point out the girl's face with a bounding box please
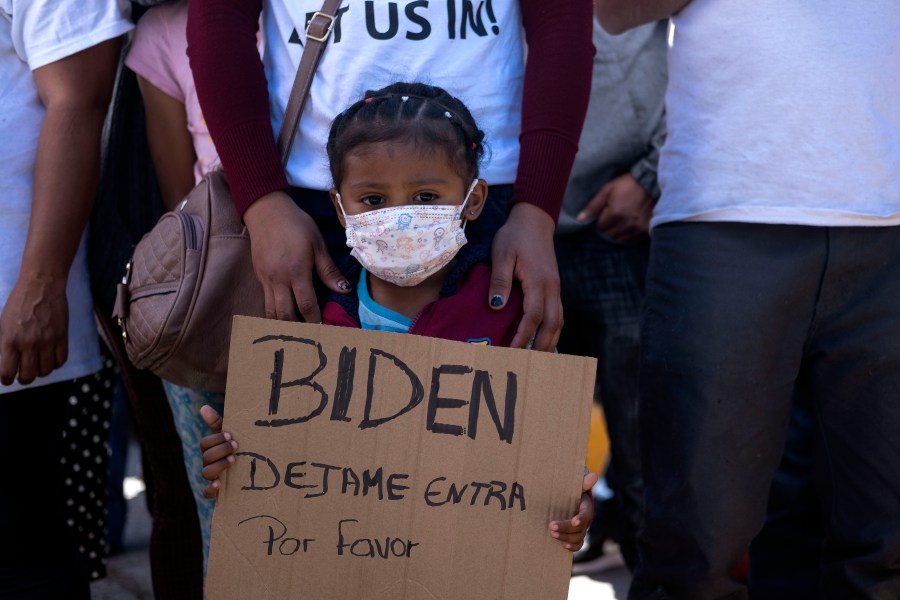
[330,141,487,223]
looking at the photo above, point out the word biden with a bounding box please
[251,335,518,443]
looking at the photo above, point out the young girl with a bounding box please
[199,82,596,551]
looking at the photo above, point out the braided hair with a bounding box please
[326,82,486,188]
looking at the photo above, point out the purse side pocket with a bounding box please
[125,211,204,371]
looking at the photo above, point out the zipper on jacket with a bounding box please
[408,302,435,335]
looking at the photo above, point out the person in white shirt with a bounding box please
[0,0,130,595]
[595,1,900,598]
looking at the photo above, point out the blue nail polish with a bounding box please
[490,295,503,308]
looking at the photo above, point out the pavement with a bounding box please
[90,444,630,600]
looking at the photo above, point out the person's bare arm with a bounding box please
[0,38,121,386]
[595,0,691,34]
[137,75,197,211]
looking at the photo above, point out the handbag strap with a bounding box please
[276,0,344,165]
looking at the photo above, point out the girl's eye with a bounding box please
[413,192,438,203]
[361,195,385,207]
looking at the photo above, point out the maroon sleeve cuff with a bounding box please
[512,131,580,221]
[215,119,290,217]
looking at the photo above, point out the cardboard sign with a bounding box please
[207,316,596,600]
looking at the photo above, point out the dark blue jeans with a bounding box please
[630,222,900,600]
[556,228,649,570]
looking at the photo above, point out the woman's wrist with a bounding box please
[242,189,297,234]
[507,201,556,237]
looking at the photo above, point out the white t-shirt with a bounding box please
[653,0,900,228]
[262,0,525,190]
[0,0,132,393]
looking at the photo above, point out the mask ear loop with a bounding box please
[459,179,479,231]
[336,192,358,247]
[335,192,349,219]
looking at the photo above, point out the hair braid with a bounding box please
[326,82,487,187]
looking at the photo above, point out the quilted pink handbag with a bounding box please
[113,3,341,392]
[113,171,261,391]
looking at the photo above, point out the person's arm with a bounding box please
[187,0,286,214]
[0,38,122,386]
[629,106,666,202]
[187,0,349,324]
[488,0,594,351]
[512,0,594,222]
[578,108,667,241]
[137,76,197,211]
[595,0,690,35]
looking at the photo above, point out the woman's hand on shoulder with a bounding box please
[243,191,350,324]
[488,202,562,351]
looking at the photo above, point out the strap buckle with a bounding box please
[122,259,133,286]
[306,12,335,43]
[117,260,133,342]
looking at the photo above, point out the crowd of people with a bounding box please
[1,0,897,599]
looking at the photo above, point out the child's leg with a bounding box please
[161,380,226,580]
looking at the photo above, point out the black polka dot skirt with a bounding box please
[59,354,116,581]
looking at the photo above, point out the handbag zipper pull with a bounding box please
[115,260,133,342]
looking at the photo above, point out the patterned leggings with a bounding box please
[161,380,225,578]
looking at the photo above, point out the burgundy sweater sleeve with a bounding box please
[515,0,594,222]
[186,0,288,217]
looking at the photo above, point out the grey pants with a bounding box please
[630,222,900,600]
[556,228,649,569]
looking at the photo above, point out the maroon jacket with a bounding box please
[322,249,523,348]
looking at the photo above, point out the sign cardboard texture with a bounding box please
[207,316,596,600]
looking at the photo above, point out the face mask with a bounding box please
[337,180,478,287]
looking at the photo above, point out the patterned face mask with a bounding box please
[337,180,478,287]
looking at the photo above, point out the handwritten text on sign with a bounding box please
[207,317,595,600]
